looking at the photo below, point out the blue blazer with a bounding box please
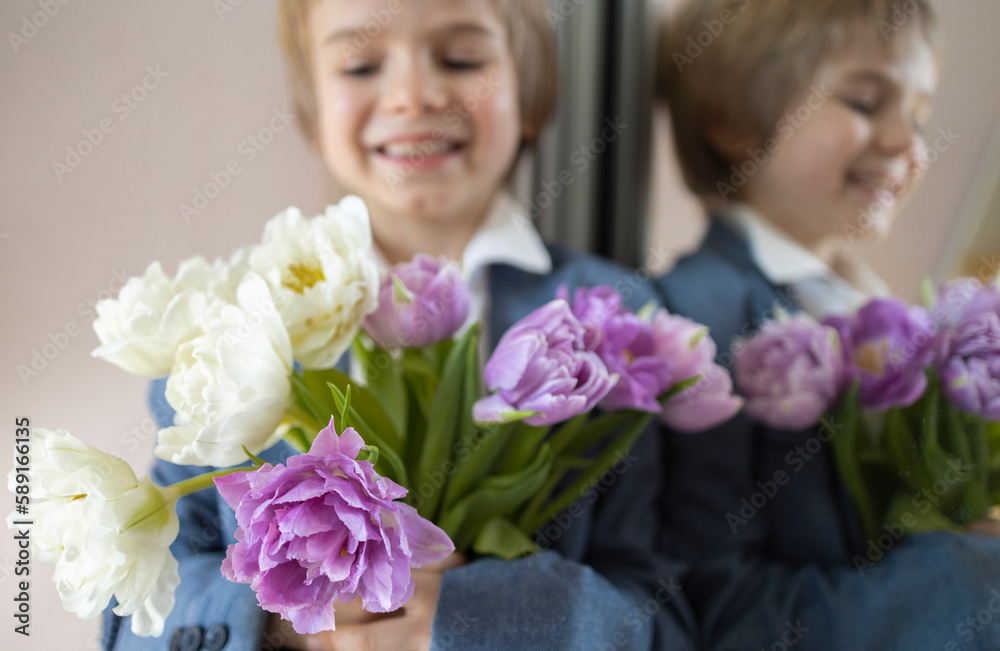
[655,219,1000,650]
[103,245,697,651]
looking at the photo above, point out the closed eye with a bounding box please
[344,63,379,76]
[842,97,879,115]
[443,59,485,71]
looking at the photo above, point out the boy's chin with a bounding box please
[841,210,895,244]
[377,190,474,224]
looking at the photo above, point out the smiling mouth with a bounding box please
[375,139,464,159]
[846,171,900,204]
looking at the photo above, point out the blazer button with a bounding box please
[169,628,184,651]
[203,623,229,650]
[179,625,203,651]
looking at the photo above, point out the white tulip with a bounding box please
[92,256,237,378]
[156,272,293,467]
[7,428,180,637]
[249,196,380,369]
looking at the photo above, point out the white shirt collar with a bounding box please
[718,202,831,285]
[717,202,879,319]
[370,191,552,280]
[462,191,552,280]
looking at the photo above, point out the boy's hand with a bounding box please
[964,509,1000,539]
[274,553,465,651]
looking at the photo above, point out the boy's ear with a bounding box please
[706,119,759,164]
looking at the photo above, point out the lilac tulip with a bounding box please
[364,255,471,349]
[558,286,672,413]
[734,315,844,430]
[557,286,741,428]
[214,421,453,634]
[932,278,1000,332]
[662,364,744,432]
[473,299,615,426]
[650,311,717,385]
[939,355,1000,420]
[933,279,1000,419]
[824,298,936,410]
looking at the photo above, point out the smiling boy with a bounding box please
[102,2,695,650]
[655,0,1000,649]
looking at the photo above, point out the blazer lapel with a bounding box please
[705,216,863,556]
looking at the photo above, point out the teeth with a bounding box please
[849,172,899,193]
[848,173,899,204]
[381,140,454,158]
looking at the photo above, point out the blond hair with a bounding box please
[658,0,938,198]
[278,0,557,149]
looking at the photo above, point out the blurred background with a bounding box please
[2,1,998,648]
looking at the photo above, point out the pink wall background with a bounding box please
[1,1,998,649]
[0,2,325,648]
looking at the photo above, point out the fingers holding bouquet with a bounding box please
[305,555,464,651]
[964,507,1000,539]
[22,197,743,645]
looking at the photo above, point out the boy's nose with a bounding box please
[875,107,921,156]
[379,64,449,116]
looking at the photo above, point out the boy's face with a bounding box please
[738,34,938,254]
[308,0,522,231]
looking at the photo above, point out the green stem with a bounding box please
[545,412,590,458]
[521,413,653,534]
[165,466,253,499]
[516,457,589,530]
[285,402,323,432]
[291,372,333,426]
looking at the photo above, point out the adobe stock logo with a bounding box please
[8,0,74,54]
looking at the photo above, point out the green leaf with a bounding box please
[290,372,335,428]
[520,413,654,535]
[636,300,658,322]
[474,409,540,426]
[941,406,991,522]
[885,491,961,535]
[304,367,403,451]
[403,381,428,480]
[987,422,1000,503]
[658,376,701,403]
[354,339,407,439]
[829,381,881,541]
[884,406,931,492]
[494,421,551,475]
[392,274,415,304]
[919,277,937,310]
[516,455,590,531]
[360,445,379,467]
[441,425,505,512]
[282,426,312,454]
[440,334,490,512]
[401,348,436,418]
[552,411,631,460]
[431,339,455,375]
[915,384,970,520]
[414,324,480,521]
[340,385,353,430]
[472,517,539,560]
[283,401,323,440]
[328,383,408,486]
[437,443,554,552]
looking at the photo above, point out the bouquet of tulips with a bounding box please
[733,277,1000,554]
[9,197,742,639]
